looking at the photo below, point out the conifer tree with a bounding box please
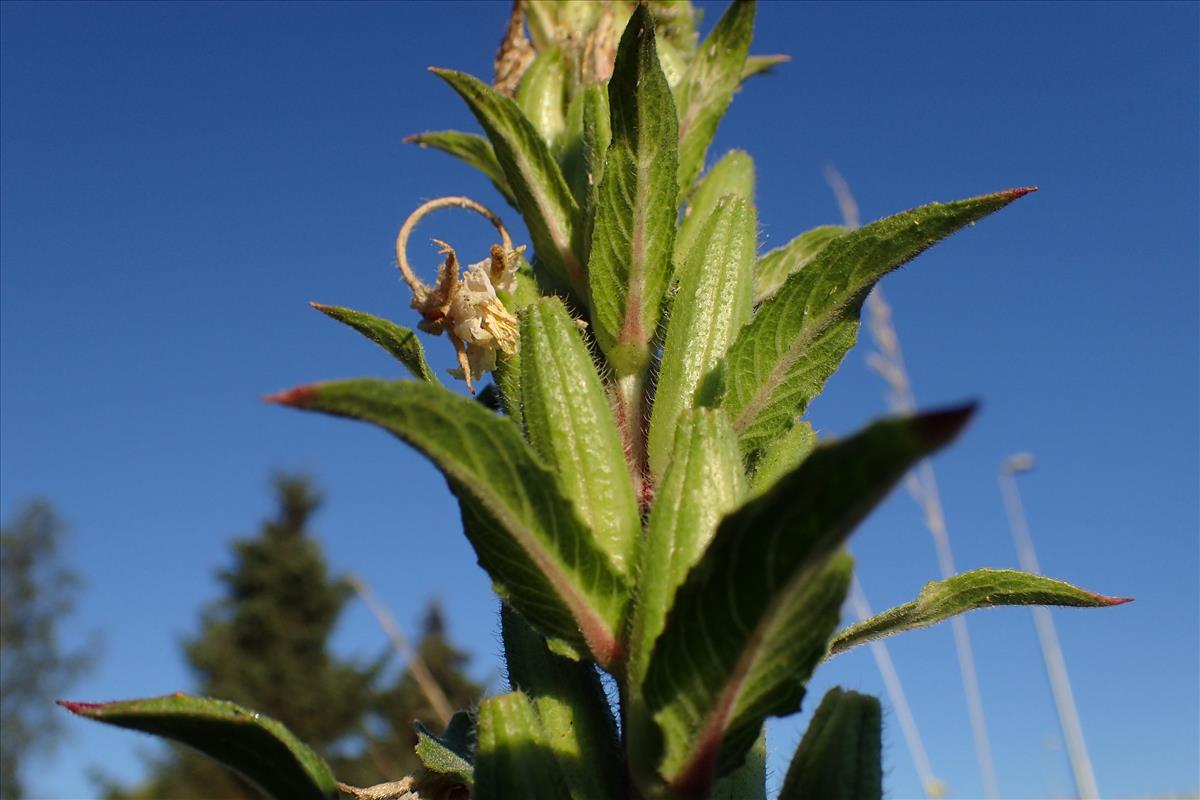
[103,475,482,798]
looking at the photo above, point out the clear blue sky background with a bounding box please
[2,2,1196,798]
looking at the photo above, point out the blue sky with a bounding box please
[2,2,1196,798]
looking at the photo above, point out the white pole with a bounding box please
[998,456,1100,800]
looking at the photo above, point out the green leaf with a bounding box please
[516,48,569,152]
[59,695,337,800]
[643,405,975,794]
[753,225,848,304]
[748,420,816,494]
[712,729,767,800]
[310,303,437,383]
[647,195,755,480]
[675,149,755,267]
[520,297,642,577]
[432,68,586,298]
[674,0,756,202]
[741,54,790,81]
[414,711,475,785]
[404,130,515,207]
[828,568,1132,657]
[720,188,1034,457]
[560,84,612,252]
[628,408,745,794]
[779,688,882,800]
[630,408,745,689]
[474,691,570,800]
[501,604,621,800]
[587,5,679,376]
[268,379,628,668]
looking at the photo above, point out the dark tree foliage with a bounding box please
[1,501,92,800]
[103,475,483,799]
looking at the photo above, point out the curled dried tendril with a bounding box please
[396,196,525,394]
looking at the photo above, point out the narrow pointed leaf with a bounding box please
[560,84,612,252]
[587,5,679,376]
[521,297,641,577]
[779,688,882,800]
[474,692,570,800]
[414,711,475,784]
[432,69,585,297]
[829,568,1132,657]
[268,379,627,668]
[311,303,437,383]
[631,408,745,689]
[501,605,621,800]
[648,196,755,479]
[748,420,816,494]
[753,225,848,304]
[675,0,756,202]
[644,405,975,793]
[741,54,790,81]
[675,149,755,267]
[59,695,337,800]
[516,48,569,152]
[404,130,515,206]
[721,188,1034,457]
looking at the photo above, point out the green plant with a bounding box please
[62,3,1129,799]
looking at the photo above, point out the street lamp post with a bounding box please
[999,454,1099,800]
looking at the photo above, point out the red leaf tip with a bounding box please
[1100,594,1134,606]
[58,700,102,715]
[263,386,318,408]
[1002,186,1039,199]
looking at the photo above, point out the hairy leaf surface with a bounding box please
[521,298,641,577]
[829,569,1131,657]
[587,5,679,376]
[721,189,1033,457]
[674,0,756,202]
[59,696,337,800]
[433,69,585,297]
[517,48,569,152]
[753,225,848,304]
[501,605,620,800]
[311,303,437,383]
[748,420,815,494]
[675,149,756,268]
[648,196,755,480]
[474,692,570,800]
[778,688,882,800]
[414,711,475,785]
[268,380,627,667]
[644,406,975,793]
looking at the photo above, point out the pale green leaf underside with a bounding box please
[587,5,679,375]
[711,729,767,800]
[311,303,437,383]
[644,406,974,791]
[675,149,756,268]
[501,605,621,800]
[433,68,585,297]
[722,188,1033,457]
[475,692,570,800]
[521,298,641,577]
[60,695,338,800]
[753,225,848,304]
[675,0,755,202]
[741,53,790,80]
[516,48,568,153]
[648,195,755,480]
[560,84,611,240]
[404,129,515,206]
[414,711,475,784]
[829,568,1131,657]
[269,379,627,668]
[779,688,882,800]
